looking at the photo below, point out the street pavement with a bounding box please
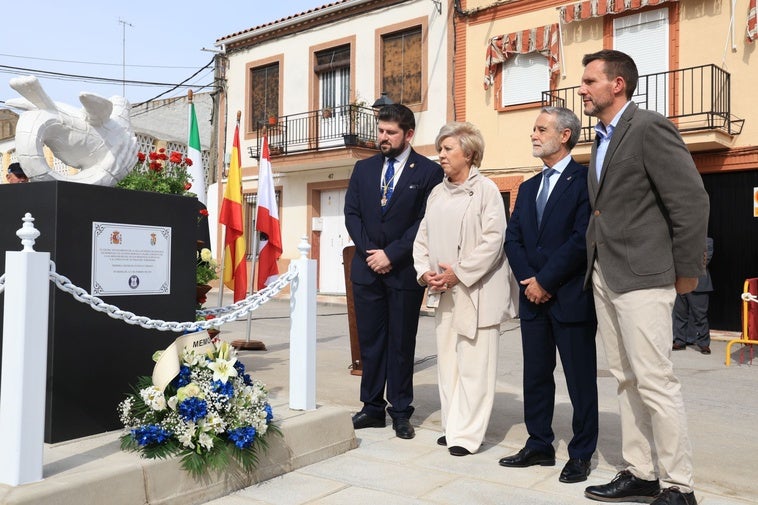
[200,293,758,505]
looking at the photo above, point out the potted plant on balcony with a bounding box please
[343,98,366,147]
[322,107,333,119]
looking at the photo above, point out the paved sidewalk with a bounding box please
[201,294,758,505]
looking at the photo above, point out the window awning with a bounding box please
[749,0,757,42]
[484,24,560,90]
[559,0,678,24]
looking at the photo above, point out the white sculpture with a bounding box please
[6,76,138,186]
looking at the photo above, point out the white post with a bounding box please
[0,213,50,486]
[289,236,316,410]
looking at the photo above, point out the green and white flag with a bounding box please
[187,101,206,203]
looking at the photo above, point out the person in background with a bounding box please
[413,121,517,457]
[673,237,714,354]
[579,49,709,505]
[501,107,598,483]
[344,104,443,440]
[6,162,28,183]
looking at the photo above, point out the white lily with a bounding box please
[208,356,238,383]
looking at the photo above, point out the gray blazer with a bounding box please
[585,102,710,293]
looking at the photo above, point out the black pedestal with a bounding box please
[0,181,197,443]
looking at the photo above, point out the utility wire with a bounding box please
[0,64,198,88]
[0,52,200,70]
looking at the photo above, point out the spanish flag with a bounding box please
[219,115,248,301]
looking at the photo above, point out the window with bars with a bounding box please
[251,63,280,129]
[381,27,422,105]
[315,45,351,112]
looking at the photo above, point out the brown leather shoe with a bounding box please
[697,345,711,355]
[672,342,686,351]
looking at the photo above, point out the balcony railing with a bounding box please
[542,64,744,144]
[249,105,379,159]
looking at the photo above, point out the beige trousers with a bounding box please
[592,263,694,492]
[435,293,499,453]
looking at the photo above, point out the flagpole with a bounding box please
[231,128,265,352]
[244,194,261,342]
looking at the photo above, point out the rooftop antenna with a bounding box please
[118,18,134,97]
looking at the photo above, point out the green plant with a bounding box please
[196,248,219,285]
[117,148,196,197]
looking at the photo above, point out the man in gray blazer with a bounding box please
[579,50,709,505]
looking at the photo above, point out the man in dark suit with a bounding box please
[344,104,443,440]
[580,50,709,505]
[673,237,714,354]
[502,107,598,484]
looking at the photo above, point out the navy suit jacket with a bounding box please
[505,159,594,323]
[345,150,443,290]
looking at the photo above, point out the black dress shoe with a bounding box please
[585,470,661,503]
[559,458,591,483]
[392,417,415,439]
[352,412,385,429]
[449,445,471,456]
[498,447,555,467]
[651,487,697,505]
[437,435,447,446]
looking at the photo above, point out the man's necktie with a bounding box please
[381,158,396,212]
[536,167,556,226]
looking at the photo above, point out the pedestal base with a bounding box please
[231,339,267,351]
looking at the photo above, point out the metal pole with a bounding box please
[118,18,133,97]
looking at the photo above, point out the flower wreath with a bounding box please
[118,338,278,477]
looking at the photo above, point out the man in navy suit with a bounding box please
[502,107,598,483]
[344,104,443,439]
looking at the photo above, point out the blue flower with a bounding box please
[242,373,253,386]
[264,404,273,423]
[178,397,208,422]
[132,425,172,446]
[227,426,257,448]
[212,379,235,398]
[173,365,192,388]
[233,361,246,375]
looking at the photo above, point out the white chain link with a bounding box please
[0,272,5,294]
[46,261,299,333]
[742,292,758,303]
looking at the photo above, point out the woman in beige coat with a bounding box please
[413,121,517,456]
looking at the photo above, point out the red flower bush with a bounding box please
[117,148,196,196]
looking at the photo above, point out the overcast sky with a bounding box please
[1,0,331,108]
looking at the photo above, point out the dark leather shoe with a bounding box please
[672,342,686,351]
[352,412,385,429]
[651,487,697,505]
[585,470,661,503]
[392,417,415,439]
[498,447,555,467]
[559,458,591,483]
[697,345,711,355]
[437,435,447,446]
[449,445,471,456]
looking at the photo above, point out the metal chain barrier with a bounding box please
[46,260,298,333]
[0,273,5,294]
[742,292,758,303]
